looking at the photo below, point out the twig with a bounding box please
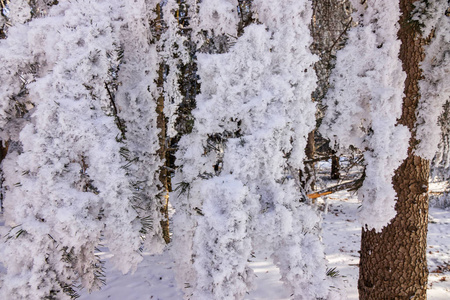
[326,18,353,54]
[307,176,364,199]
[304,155,333,164]
[104,82,125,138]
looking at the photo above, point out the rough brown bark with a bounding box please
[358,1,430,299]
[155,3,170,244]
[156,63,171,244]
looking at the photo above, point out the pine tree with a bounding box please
[0,2,147,298]
[172,1,336,299]
[359,1,449,298]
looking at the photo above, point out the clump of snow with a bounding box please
[115,0,167,253]
[172,1,337,299]
[320,0,409,231]
[0,1,161,298]
[412,0,448,37]
[414,1,450,160]
[6,0,31,25]
[197,0,239,37]
[160,0,190,138]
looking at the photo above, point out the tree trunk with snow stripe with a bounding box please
[358,0,431,298]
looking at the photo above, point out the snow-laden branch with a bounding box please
[320,0,409,231]
[172,0,337,299]
[0,2,151,298]
[414,0,450,159]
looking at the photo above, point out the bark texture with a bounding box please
[155,3,170,243]
[358,1,430,299]
[156,62,171,244]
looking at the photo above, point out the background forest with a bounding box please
[0,0,449,299]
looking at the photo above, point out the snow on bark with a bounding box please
[0,1,145,298]
[172,1,333,299]
[160,0,190,138]
[414,0,450,160]
[186,0,239,45]
[320,0,409,231]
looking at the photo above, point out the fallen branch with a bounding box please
[307,176,364,199]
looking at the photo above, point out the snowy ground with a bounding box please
[0,174,448,299]
[74,189,450,300]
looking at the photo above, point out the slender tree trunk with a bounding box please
[0,140,8,211]
[156,62,171,244]
[155,3,170,244]
[331,151,340,180]
[358,1,429,299]
[301,130,316,193]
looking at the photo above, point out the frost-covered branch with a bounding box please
[414,0,450,160]
[172,0,337,299]
[0,2,149,298]
[320,0,409,231]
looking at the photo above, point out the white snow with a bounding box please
[415,1,450,160]
[70,189,450,299]
[320,0,409,231]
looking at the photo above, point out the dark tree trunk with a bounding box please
[0,140,8,210]
[331,152,340,180]
[155,3,170,244]
[358,1,430,299]
[301,130,316,193]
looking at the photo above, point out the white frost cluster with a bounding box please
[412,0,449,37]
[197,0,239,37]
[415,0,450,160]
[6,0,31,25]
[115,0,167,253]
[320,0,409,231]
[0,1,153,298]
[186,0,239,44]
[160,0,190,138]
[172,1,333,299]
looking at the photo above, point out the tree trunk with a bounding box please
[301,130,316,193]
[0,140,8,210]
[331,152,340,180]
[358,1,429,299]
[155,3,171,244]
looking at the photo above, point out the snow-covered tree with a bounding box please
[0,1,157,298]
[114,0,168,253]
[320,0,409,231]
[414,0,450,168]
[320,0,448,298]
[171,1,336,299]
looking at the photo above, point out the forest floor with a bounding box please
[1,160,448,299]
[75,186,450,300]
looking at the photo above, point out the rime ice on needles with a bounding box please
[172,0,333,299]
[0,1,143,298]
[197,0,239,37]
[115,0,166,253]
[160,0,190,138]
[414,0,450,160]
[320,0,409,231]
